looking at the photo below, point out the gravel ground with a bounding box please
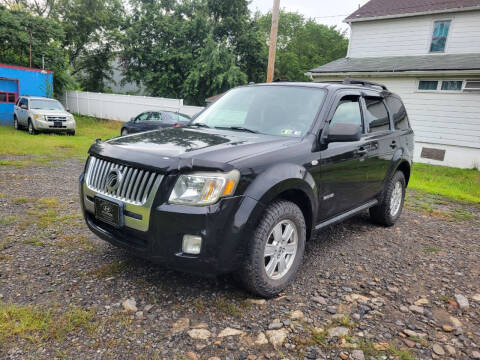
[0,160,479,360]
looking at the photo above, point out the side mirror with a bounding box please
[130,117,136,122]
[66,108,71,112]
[327,123,361,143]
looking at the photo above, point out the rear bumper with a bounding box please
[79,173,263,275]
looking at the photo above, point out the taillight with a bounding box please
[173,123,182,127]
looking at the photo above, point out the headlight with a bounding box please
[169,170,240,206]
[34,114,45,120]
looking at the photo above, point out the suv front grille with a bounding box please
[46,116,67,122]
[86,157,162,205]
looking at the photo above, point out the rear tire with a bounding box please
[369,171,406,226]
[237,200,306,298]
[28,120,38,135]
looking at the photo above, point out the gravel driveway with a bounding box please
[1,160,479,360]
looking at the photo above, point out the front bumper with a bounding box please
[79,172,263,275]
[34,118,75,131]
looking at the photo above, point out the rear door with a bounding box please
[361,94,396,199]
[145,112,164,129]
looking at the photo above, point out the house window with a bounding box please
[0,92,17,103]
[430,20,451,52]
[418,80,438,90]
[441,81,462,91]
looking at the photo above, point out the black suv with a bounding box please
[80,80,413,297]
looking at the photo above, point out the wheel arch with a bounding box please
[395,160,411,187]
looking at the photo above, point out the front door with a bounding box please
[312,92,371,221]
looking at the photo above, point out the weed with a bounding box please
[88,261,128,278]
[0,216,15,226]
[24,237,45,247]
[215,298,250,317]
[330,314,356,328]
[423,246,442,254]
[12,197,29,204]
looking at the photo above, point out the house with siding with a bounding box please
[307,0,480,169]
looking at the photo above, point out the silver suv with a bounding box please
[14,96,76,135]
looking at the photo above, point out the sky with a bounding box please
[249,0,370,33]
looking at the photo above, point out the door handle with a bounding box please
[357,147,368,155]
[390,141,397,149]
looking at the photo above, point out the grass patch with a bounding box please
[0,216,15,226]
[0,302,97,344]
[215,298,251,317]
[0,115,121,165]
[410,163,480,204]
[330,314,356,328]
[357,340,417,360]
[24,237,45,247]
[423,246,442,254]
[12,197,30,204]
[88,261,128,278]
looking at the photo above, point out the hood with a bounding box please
[89,127,299,173]
[31,109,70,116]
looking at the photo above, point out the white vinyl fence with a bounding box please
[62,91,204,122]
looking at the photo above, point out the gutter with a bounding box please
[345,5,480,23]
[306,70,480,78]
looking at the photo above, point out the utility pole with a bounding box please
[266,0,280,82]
[29,30,32,68]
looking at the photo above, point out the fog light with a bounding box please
[182,235,202,254]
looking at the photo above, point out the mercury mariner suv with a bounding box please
[14,96,76,135]
[79,79,414,297]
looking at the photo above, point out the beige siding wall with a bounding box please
[348,10,480,57]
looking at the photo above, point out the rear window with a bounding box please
[386,96,410,130]
[365,97,390,133]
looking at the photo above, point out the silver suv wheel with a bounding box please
[390,181,403,217]
[264,219,298,280]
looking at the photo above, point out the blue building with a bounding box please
[0,64,53,125]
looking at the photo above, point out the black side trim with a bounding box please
[314,199,378,230]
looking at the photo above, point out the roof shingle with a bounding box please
[309,53,480,73]
[346,0,480,22]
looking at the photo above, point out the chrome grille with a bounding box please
[86,157,162,205]
[46,116,67,122]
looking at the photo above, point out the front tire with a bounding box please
[28,120,38,135]
[14,116,20,130]
[237,200,306,298]
[369,171,406,226]
[67,130,75,136]
[121,128,128,136]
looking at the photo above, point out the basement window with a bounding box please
[430,20,451,53]
[418,80,464,92]
[418,80,438,90]
[441,81,462,91]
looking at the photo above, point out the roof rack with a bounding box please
[343,77,388,91]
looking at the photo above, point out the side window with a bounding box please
[149,112,162,121]
[330,96,363,130]
[386,96,410,131]
[136,112,150,122]
[364,97,390,133]
[23,98,29,109]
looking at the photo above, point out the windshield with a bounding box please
[30,99,64,111]
[192,86,325,137]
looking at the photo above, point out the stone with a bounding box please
[387,286,399,293]
[290,310,304,320]
[254,332,268,345]
[207,358,221,360]
[373,343,390,351]
[122,298,137,312]
[312,296,327,305]
[403,339,416,348]
[445,345,455,356]
[135,311,143,319]
[471,350,480,359]
[268,319,283,330]
[339,352,348,360]
[326,306,337,314]
[351,350,365,360]
[266,329,288,347]
[217,327,244,337]
[403,329,425,338]
[449,316,462,328]
[399,305,409,313]
[249,298,266,305]
[186,352,198,360]
[442,325,453,332]
[472,294,480,302]
[414,298,429,306]
[172,317,190,334]
[327,327,348,338]
[455,294,469,310]
[144,304,153,312]
[409,305,424,314]
[187,329,211,340]
[346,293,369,302]
[432,344,445,356]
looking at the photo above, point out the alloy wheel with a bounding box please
[264,219,298,280]
[390,181,403,216]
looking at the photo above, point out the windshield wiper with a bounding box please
[188,123,211,128]
[215,126,258,133]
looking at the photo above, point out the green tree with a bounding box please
[258,11,348,81]
[0,5,73,96]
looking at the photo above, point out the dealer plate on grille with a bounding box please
[94,196,123,227]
